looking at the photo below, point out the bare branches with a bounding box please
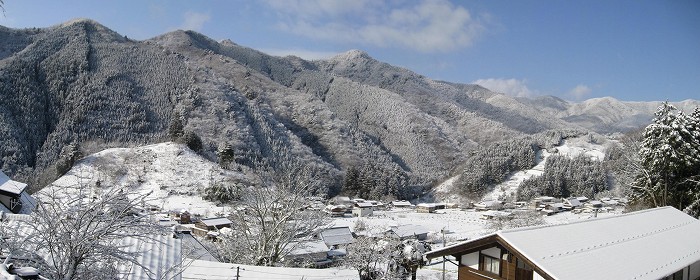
[5,182,165,280]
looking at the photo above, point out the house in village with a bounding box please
[285,240,332,267]
[0,171,36,214]
[416,203,448,213]
[426,207,700,280]
[319,226,355,248]
[391,200,413,208]
[386,224,429,241]
[192,217,233,238]
[324,204,347,217]
[352,202,374,217]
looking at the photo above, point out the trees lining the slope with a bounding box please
[632,103,700,215]
[516,154,607,201]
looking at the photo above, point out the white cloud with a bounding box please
[179,11,210,32]
[568,84,592,100]
[472,78,535,97]
[260,48,339,60]
[263,0,487,52]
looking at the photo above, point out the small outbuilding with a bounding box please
[193,217,233,237]
[386,224,429,241]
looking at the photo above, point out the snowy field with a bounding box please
[46,140,617,279]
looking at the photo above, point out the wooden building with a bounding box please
[426,207,700,280]
[193,217,233,237]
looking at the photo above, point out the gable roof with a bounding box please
[319,227,354,246]
[426,207,700,280]
[0,170,27,195]
[198,217,232,227]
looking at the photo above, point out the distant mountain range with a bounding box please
[1,19,697,194]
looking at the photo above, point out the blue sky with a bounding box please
[1,0,698,102]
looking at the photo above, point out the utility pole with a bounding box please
[235,266,240,280]
[441,227,446,280]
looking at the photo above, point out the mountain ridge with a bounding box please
[0,19,697,197]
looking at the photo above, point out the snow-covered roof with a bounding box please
[428,207,700,280]
[564,198,581,207]
[288,240,329,256]
[319,227,354,246]
[183,259,357,280]
[119,234,183,280]
[391,200,412,207]
[0,170,27,195]
[389,224,429,238]
[355,202,374,208]
[198,217,232,227]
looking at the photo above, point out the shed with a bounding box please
[193,217,232,237]
[386,224,429,241]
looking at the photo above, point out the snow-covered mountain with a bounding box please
[0,19,697,196]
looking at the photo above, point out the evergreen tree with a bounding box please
[217,143,235,168]
[635,103,700,211]
[168,111,184,141]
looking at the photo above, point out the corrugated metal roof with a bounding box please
[119,234,183,280]
[319,227,354,246]
[428,207,700,280]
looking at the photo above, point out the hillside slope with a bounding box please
[1,19,697,197]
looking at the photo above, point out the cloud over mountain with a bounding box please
[265,0,487,52]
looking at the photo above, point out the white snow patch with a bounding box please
[47,142,254,217]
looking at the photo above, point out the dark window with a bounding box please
[480,254,500,276]
[665,269,683,280]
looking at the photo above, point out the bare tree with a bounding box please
[343,236,398,280]
[2,182,166,280]
[215,140,329,266]
[390,239,431,280]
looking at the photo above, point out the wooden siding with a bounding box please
[459,266,504,280]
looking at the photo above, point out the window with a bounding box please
[480,254,500,276]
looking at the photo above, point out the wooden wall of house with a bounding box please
[459,266,503,280]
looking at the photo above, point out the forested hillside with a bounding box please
[1,19,697,198]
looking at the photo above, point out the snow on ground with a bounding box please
[48,142,253,217]
[483,149,550,201]
[44,140,618,280]
[482,136,608,202]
